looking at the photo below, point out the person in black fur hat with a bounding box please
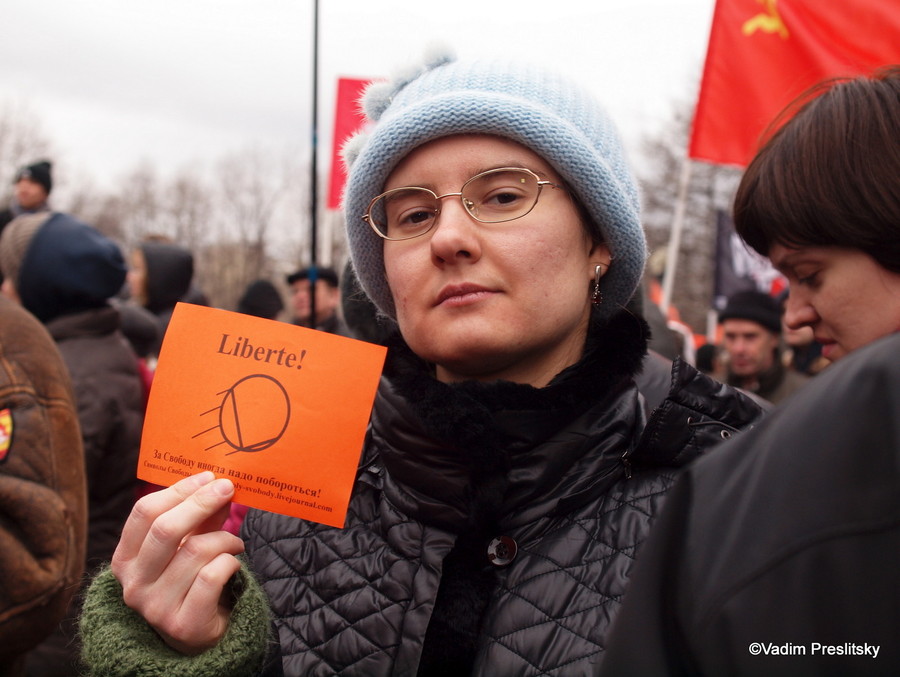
[79,53,764,676]
[718,289,809,404]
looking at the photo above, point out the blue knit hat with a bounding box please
[10,213,126,323]
[342,52,646,321]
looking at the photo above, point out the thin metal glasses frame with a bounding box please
[362,166,562,241]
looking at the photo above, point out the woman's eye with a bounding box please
[481,188,526,208]
[395,208,435,228]
[491,191,520,205]
[405,210,433,224]
[796,271,819,286]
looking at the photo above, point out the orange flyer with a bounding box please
[138,302,386,528]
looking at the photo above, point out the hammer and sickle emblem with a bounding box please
[742,0,789,39]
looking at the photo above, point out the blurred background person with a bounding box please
[128,239,196,361]
[693,341,722,378]
[0,161,54,288]
[286,265,346,334]
[718,289,808,405]
[0,211,144,676]
[340,260,394,346]
[236,278,285,321]
[0,160,53,234]
[115,298,160,408]
[0,295,86,677]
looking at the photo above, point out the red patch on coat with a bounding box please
[0,408,12,461]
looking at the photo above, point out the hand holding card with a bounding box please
[137,302,386,528]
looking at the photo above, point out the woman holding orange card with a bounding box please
[80,53,762,676]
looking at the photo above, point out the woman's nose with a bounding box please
[782,291,817,330]
[429,197,482,263]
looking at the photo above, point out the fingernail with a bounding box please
[195,470,216,485]
[210,478,234,496]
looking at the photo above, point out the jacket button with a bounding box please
[487,536,517,567]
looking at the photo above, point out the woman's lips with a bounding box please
[435,284,495,307]
[818,340,838,361]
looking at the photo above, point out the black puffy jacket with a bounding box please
[244,312,763,676]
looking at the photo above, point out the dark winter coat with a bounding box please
[726,354,809,406]
[0,208,15,236]
[46,306,144,569]
[243,311,763,676]
[0,296,86,677]
[600,331,900,677]
[26,306,144,674]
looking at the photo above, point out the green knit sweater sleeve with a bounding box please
[79,559,272,676]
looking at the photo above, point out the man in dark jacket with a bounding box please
[719,290,808,405]
[286,265,346,334]
[0,295,86,677]
[0,161,52,230]
[600,331,900,677]
[0,212,144,675]
[0,161,53,284]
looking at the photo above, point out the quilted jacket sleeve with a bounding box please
[0,296,87,667]
[79,561,273,676]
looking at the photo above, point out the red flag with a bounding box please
[327,77,375,210]
[689,0,900,167]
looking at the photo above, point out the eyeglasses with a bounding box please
[362,167,563,241]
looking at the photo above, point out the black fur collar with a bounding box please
[373,307,648,543]
[383,308,649,453]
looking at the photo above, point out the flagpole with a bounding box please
[660,153,693,314]
[308,0,320,326]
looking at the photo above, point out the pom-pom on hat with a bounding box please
[342,51,646,321]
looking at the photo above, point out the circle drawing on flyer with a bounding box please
[195,374,291,454]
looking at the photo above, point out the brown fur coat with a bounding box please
[0,296,86,676]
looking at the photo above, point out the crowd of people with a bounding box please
[0,54,896,676]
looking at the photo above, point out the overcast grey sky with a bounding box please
[0,0,716,191]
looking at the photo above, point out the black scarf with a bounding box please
[380,309,649,676]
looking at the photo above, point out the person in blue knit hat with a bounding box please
[79,52,762,676]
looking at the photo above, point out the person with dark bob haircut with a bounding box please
[733,64,900,361]
[734,65,899,263]
[600,67,900,676]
